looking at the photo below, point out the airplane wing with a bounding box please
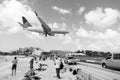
[34,11,51,32]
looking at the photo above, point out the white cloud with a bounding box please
[85,7,120,28]
[76,27,119,39]
[76,27,120,51]
[8,26,22,33]
[0,0,37,34]
[26,32,44,40]
[72,24,77,31]
[53,35,72,44]
[76,27,88,37]
[61,35,72,44]
[49,22,67,31]
[77,6,85,15]
[49,22,60,28]
[52,6,71,15]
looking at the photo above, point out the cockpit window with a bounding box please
[113,54,120,60]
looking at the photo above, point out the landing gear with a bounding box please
[45,31,47,37]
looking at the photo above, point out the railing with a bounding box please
[75,68,119,80]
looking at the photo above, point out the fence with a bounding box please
[75,68,119,80]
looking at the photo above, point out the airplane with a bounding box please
[18,12,69,37]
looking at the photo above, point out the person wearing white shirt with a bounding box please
[54,56,61,79]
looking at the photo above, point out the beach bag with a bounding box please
[73,69,77,75]
[59,62,64,69]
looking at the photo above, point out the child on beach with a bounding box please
[12,57,18,76]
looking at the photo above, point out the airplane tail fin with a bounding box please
[18,17,32,29]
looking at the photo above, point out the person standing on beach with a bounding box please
[12,57,18,76]
[30,58,34,70]
[54,56,61,79]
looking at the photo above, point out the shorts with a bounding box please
[12,64,17,70]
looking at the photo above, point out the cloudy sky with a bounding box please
[0,0,120,52]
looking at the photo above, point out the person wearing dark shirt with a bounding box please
[30,58,34,70]
[12,57,18,76]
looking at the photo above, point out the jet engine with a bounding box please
[48,33,55,36]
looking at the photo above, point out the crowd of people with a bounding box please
[11,55,82,80]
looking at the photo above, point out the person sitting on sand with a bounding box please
[12,57,18,76]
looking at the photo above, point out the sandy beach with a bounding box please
[0,56,31,80]
[0,56,75,80]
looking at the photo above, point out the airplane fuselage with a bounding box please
[25,27,69,36]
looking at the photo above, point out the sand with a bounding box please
[0,56,76,80]
[0,56,31,80]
